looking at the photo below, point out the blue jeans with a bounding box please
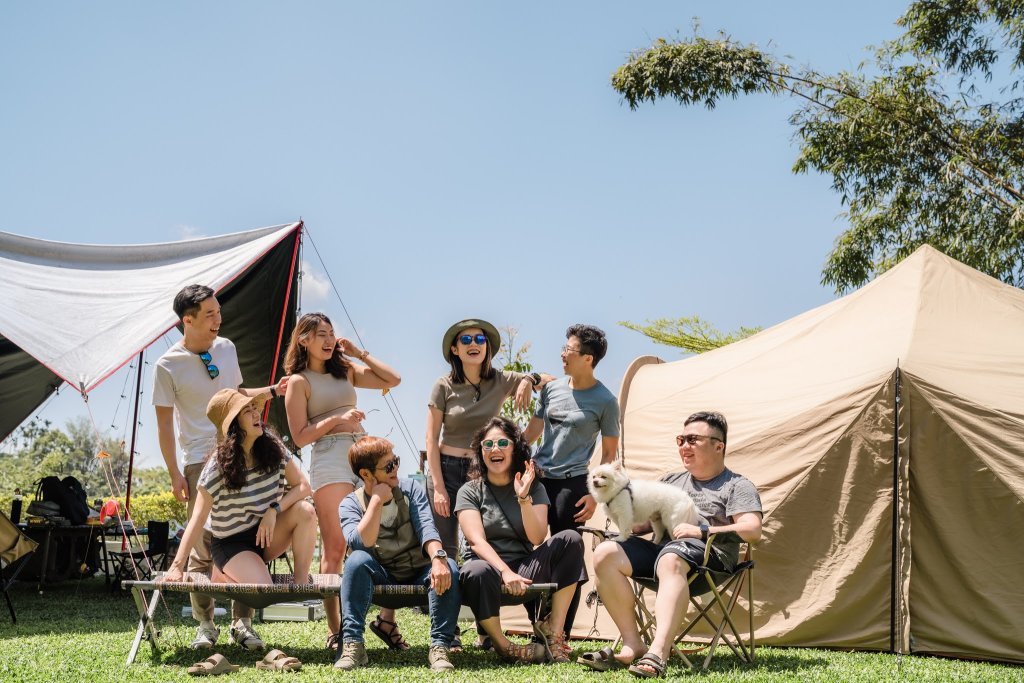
[341,550,461,647]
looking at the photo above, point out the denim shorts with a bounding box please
[309,431,365,490]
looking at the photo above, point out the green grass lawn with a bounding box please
[0,577,1021,682]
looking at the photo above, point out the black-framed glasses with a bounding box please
[676,434,722,447]
[375,456,401,474]
[481,438,511,451]
[198,351,220,380]
[459,334,488,346]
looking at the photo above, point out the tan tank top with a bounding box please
[300,369,357,422]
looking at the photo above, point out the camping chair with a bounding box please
[582,527,755,672]
[108,521,170,591]
[122,572,555,665]
[1,511,39,624]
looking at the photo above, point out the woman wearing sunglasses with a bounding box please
[454,417,586,663]
[426,320,550,557]
[283,312,401,652]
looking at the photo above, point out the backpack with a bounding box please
[35,475,90,526]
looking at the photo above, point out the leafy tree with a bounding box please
[611,2,1024,292]
[497,326,539,427]
[619,317,762,354]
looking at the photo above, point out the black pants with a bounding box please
[539,474,591,636]
[460,530,586,622]
[425,454,472,560]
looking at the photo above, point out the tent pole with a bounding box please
[263,223,302,422]
[890,365,901,653]
[124,349,144,520]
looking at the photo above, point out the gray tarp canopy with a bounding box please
[0,222,303,443]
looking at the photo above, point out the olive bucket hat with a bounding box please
[441,319,501,362]
[207,388,268,442]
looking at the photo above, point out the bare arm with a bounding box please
[523,416,543,444]
[155,406,188,502]
[425,406,450,517]
[600,435,619,464]
[340,339,401,390]
[671,511,763,544]
[278,457,313,510]
[162,486,214,581]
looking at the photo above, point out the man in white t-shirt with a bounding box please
[152,284,287,650]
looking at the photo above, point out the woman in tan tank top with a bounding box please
[283,312,400,651]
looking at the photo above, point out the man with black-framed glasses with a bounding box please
[582,411,762,677]
[152,284,288,651]
[523,323,620,639]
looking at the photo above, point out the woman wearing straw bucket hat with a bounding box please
[162,387,317,596]
[282,312,401,652]
[423,319,553,647]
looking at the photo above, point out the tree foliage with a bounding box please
[496,326,538,427]
[612,2,1024,292]
[619,317,762,354]
[0,417,166,501]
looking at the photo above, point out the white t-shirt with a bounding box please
[152,337,244,466]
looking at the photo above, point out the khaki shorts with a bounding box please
[309,432,365,490]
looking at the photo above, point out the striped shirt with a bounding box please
[197,455,290,538]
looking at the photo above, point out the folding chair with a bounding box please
[108,521,170,591]
[582,527,755,672]
[1,511,39,624]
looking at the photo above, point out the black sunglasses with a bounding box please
[375,456,401,474]
[676,434,723,447]
[198,351,220,380]
[458,334,488,346]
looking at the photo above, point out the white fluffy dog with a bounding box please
[587,462,699,543]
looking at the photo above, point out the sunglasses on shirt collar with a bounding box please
[198,351,220,380]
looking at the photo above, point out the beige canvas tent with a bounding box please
[552,245,1023,663]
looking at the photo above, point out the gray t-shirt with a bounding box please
[533,377,620,477]
[152,337,244,466]
[428,369,529,449]
[660,468,762,566]
[454,478,550,563]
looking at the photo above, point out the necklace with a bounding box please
[465,377,482,403]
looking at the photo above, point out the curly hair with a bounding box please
[284,312,351,378]
[566,323,608,367]
[212,421,288,491]
[467,416,532,482]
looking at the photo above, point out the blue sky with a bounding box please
[1,2,905,477]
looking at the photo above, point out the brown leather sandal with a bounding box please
[498,639,546,664]
[368,614,410,651]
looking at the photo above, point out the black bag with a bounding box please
[35,476,90,526]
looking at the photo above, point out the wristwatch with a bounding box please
[529,372,542,386]
[431,549,448,562]
[269,501,282,514]
[269,385,278,399]
[698,522,710,542]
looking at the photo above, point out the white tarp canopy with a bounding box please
[0,222,300,393]
[0,222,303,443]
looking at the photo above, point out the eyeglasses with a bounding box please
[198,351,220,380]
[561,345,586,355]
[676,434,723,447]
[375,456,401,474]
[481,438,511,451]
[459,334,488,346]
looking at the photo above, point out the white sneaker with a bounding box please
[229,622,265,651]
[190,624,220,649]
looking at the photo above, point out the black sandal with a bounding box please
[325,632,340,652]
[368,614,410,651]
[628,652,667,678]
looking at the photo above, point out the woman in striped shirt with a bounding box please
[163,388,317,587]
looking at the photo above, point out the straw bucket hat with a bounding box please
[206,388,268,441]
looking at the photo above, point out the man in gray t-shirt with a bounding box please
[586,411,763,677]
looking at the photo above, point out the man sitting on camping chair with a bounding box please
[581,411,762,678]
[336,436,460,673]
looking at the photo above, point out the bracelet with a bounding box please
[360,349,370,360]
[516,495,532,505]
[270,385,278,399]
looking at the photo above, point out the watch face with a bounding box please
[434,550,447,558]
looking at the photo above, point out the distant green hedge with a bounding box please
[1,492,187,526]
